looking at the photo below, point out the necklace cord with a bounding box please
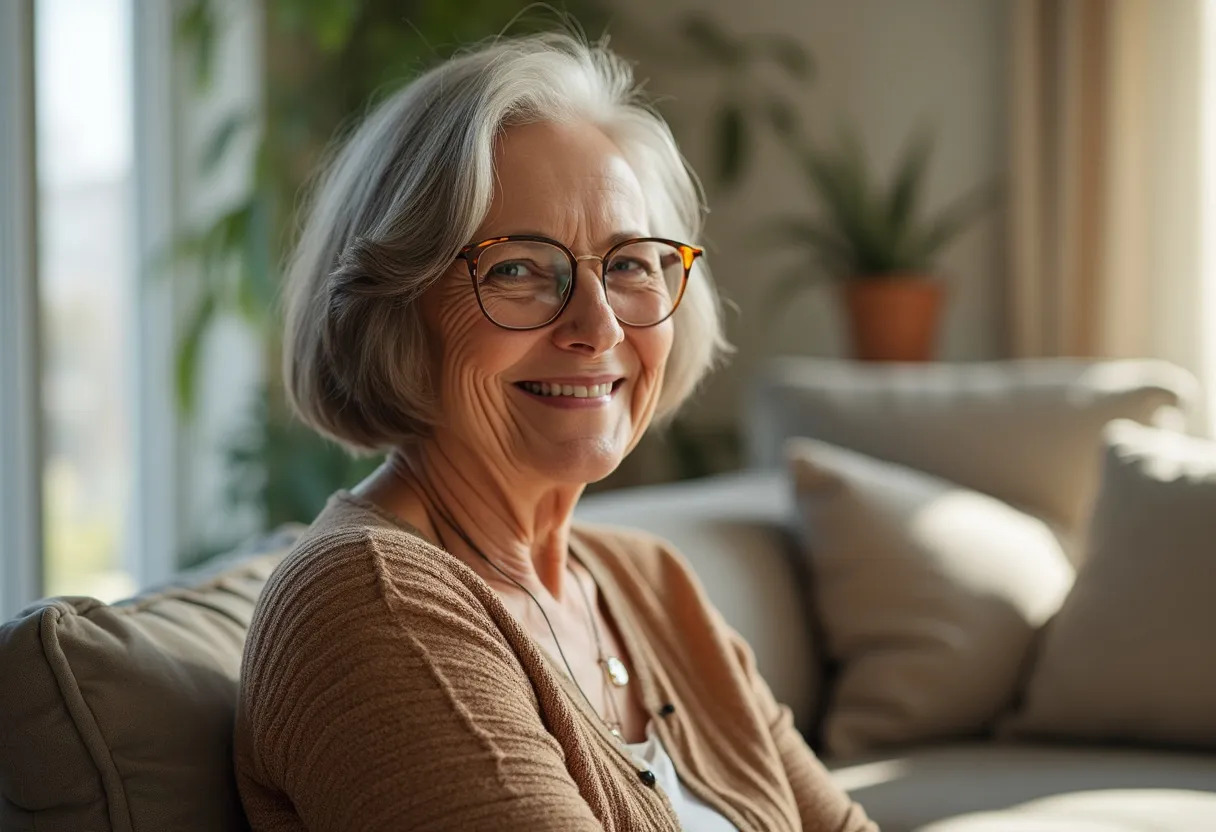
[568,564,628,731]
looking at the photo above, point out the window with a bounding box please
[1,0,184,619]
[36,0,139,601]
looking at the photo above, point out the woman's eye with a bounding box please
[488,261,531,278]
[608,258,650,275]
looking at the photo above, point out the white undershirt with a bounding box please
[623,720,739,832]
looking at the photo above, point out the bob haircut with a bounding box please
[282,31,731,455]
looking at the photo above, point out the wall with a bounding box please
[603,0,1011,483]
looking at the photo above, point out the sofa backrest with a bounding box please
[0,526,302,832]
[746,357,1198,561]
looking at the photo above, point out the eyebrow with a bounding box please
[497,230,651,249]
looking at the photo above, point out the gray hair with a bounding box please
[282,31,731,455]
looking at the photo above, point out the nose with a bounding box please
[551,260,625,356]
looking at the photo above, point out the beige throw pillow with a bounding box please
[1005,420,1216,748]
[787,437,1074,758]
[0,525,302,832]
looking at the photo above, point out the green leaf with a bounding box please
[147,229,195,286]
[832,125,886,264]
[175,288,217,418]
[210,198,257,285]
[309,0,360,54]
[764,97,799,141]
[236,194,275,325]
[176,0,216,92]
[681,14,743,66]
[908,180,1002,266]
[745,33,815,82]
[200,111,254,175]
[716,103,747,188]
[272,0,311,33]
[887,126,935,242]
[799,140,879,272]
[797,122,958,275]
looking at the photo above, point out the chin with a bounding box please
[530,436,627,485]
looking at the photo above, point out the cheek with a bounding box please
[427,285,520,408]
[639,320,674,375]
[630,322,674,413]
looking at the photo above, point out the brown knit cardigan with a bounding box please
[233,490,876,831]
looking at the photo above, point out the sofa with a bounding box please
[3,357,1215,831]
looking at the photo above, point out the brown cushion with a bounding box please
[0,525,302,832]
[788,438,1074,758]
[1004,421,1216,749]
[753,357,1198,563]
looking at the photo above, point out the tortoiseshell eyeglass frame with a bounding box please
[454,234,704,330]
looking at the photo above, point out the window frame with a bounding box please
[131,0,185,588]
[0,0,44,620]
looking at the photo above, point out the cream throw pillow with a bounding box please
[787,437,1075,758]
[1005,420,1216,748]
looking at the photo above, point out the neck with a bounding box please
[387,441,585,600]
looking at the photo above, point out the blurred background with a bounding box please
[1,0,1213,617]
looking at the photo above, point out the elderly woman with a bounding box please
[234,32,874,832]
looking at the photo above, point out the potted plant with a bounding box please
[766,123,999,361]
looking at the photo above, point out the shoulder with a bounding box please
[265,519,445,609]
[235,497,548,802]
[245,493,499,668]
[273,491,479,594]
[238,497,530,739]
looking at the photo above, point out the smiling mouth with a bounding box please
[513,379,624,399]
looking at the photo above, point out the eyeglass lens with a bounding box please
[474,240,685,328]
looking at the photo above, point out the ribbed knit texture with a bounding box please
[234,491,875,832]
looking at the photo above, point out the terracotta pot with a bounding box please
[842,275,945,362]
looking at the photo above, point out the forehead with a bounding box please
[481,121,648,239]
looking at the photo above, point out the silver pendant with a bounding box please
[603,655,630,687]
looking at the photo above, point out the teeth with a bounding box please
[522,381,614,398]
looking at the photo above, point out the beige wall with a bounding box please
[612,0,1010,440]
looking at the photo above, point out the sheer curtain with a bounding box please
[1202,0,1216,438]
[1010,0,1214,436]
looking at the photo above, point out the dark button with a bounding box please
[638,769,657,788]
[658,703,676,717]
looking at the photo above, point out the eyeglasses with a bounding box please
[455,235,703,330]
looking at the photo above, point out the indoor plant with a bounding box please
[173,2,605,561]
[766,123,999,361]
